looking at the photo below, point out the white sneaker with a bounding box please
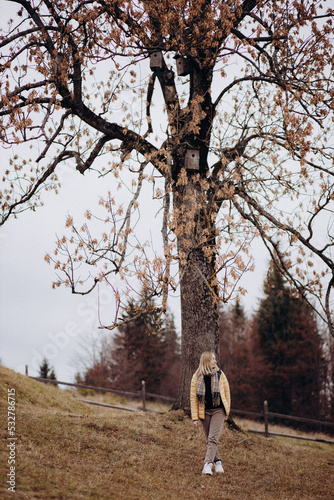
[214,460,224,473]
[202,462,213,475]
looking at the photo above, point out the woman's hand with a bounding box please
[193,420,199,429]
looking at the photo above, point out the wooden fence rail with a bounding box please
[245,400,334,445]
[230,404,334,429]
[30,376,334,443]
[29,376,174,413]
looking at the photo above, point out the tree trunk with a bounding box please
[176,247,220,410]
[173,178,220,410]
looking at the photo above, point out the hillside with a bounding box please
[1,366,333,499]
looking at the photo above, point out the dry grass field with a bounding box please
[1,366,333,499]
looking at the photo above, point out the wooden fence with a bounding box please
[30,376,174,413]
[30,376,334,443]
[232,400,334,445]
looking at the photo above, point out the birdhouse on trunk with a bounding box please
[52,53,64,74]
[150,51,163,71]
[185,149,200,171]
[175,55,191,77]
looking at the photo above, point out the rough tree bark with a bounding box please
[177,245,220,409]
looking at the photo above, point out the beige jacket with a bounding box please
[190,370,231,421]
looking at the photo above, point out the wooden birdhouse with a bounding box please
[150,51,163,71]
[52,53,64,74]
[175,55,191,77]
[185,149,200,171]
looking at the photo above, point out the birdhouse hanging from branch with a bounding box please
[174,55,191,77]
[150,51,163,71]
[185,149,200,171]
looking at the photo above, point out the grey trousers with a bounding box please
[201,407,226,464]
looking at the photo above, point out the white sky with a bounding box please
[0,151,269,381]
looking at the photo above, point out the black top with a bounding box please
[204,375,224,410]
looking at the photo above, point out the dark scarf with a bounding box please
[196,368,221,407]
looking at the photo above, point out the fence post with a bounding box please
[141,380,146,412]
[25,365,29,376]
[264,400,269,437]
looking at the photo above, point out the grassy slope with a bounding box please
[1,366,333,500]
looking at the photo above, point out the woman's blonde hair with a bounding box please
[197,351,216,376]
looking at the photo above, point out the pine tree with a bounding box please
[330,340,334,420]
[219,300,271,412]
[219,299,248,373]
[39,358,56,380]
[110,296,180,396]
[256,264,326,418]
[78,293,180,398]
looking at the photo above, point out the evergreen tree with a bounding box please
[219,300,271,412]
[110,295,180,397]
[256,264,326,418]
[219,266,328,419]
[78,293,180,398]
[330,340,334,420]
[219,299,248,374]
[39,358,57,383]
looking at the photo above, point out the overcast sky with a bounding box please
[0,150,270,382]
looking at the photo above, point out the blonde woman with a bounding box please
[190,351,231,475]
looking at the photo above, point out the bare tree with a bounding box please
[1,0,334,408]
